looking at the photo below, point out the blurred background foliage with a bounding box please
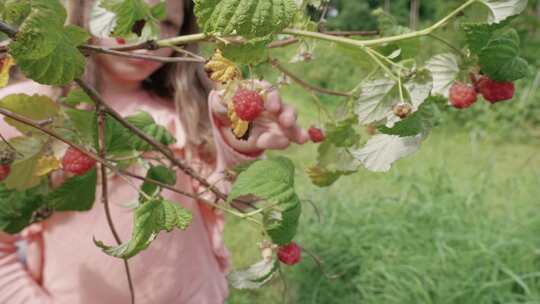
[227,1,540,303]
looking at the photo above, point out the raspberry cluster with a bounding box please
[62,147,96,176]
[449,74,515,109]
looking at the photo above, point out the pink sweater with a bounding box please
[0,81,260,303]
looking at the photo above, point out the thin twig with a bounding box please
[169,46,207,62]
[301,246,342,280]
[74,78,230,202]
[0,132,23,156]
[0,20,17,38]
[96,105,136,304]
[0,107,253,216]
[80,45,205,63]
[270,59,352,97]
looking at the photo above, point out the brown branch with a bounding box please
[270,59,352,97]
[108,40,160,52]
[268,38,299,49]
[0,21,16,39]
[80,45,205,63]
[96,106,136,304]
[0,108,255,212]
[74,78,229,202]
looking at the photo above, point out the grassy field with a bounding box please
[223,44,540,301]
[226,127,540,303]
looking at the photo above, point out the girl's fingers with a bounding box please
[256,130,290,150]
[263,88,282,114]
[288,125,310,145]
[278,104,298,129]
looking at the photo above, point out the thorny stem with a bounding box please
[74,79,230,202]
[96,106,136,304]
[0,108,248,218]
[398,73,405,103]
[282,0,477,48]
[364,48,400,82]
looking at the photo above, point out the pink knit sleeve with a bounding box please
[0,231,52,303]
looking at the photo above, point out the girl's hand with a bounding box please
[209,82,310,155]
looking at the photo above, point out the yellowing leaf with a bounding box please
[205,49,241,84]
[34,156,61,176]
[227,100,250,139]
[0,94,61,137]
[0,55,15,88]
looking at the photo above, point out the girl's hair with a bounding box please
[67,0,217,165]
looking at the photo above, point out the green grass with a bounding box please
[225,128,540,303]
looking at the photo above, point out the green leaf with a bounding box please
[425,53,459,98]
[125,111,176,151]
[355,78,397,125]
[351,134,422,173]
[8,0,89,85]
[221,38,270,65]
[62,89,94,106]
[461,20,510,55]
[0,94,61,137]
[140,165,176,202]
[3,136,44,191]
[355,70,431,126]
[150,1,166,21]
[228,259,279,289]
[323,117,360,148]
[1,0,31,26]
[479,28,528,81]
[64,108,97,146]
[478,0,527,24]
[317,142,361,173]
[372,8,418,59]
[47,168,97,211]
[305,165,342,188]
[98,0,163,40]
[0,184,45,234]
[194,0,298,39]
[228,157,301,245]
[94,199,192,259]
[378,103,435,137]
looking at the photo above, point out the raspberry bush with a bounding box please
[0,0,532,300]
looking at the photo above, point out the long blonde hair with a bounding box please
[67,0,217,165]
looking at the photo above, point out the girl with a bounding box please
[0,0,308,303]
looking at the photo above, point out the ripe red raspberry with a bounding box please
[277,242,301,265]
[62,147,96,176]
[449,82,477,109]
[0,164,10,182]
[233,88,265,121]
[115,37,126,45]
[308,126,325,143]
[476,76,515,103]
